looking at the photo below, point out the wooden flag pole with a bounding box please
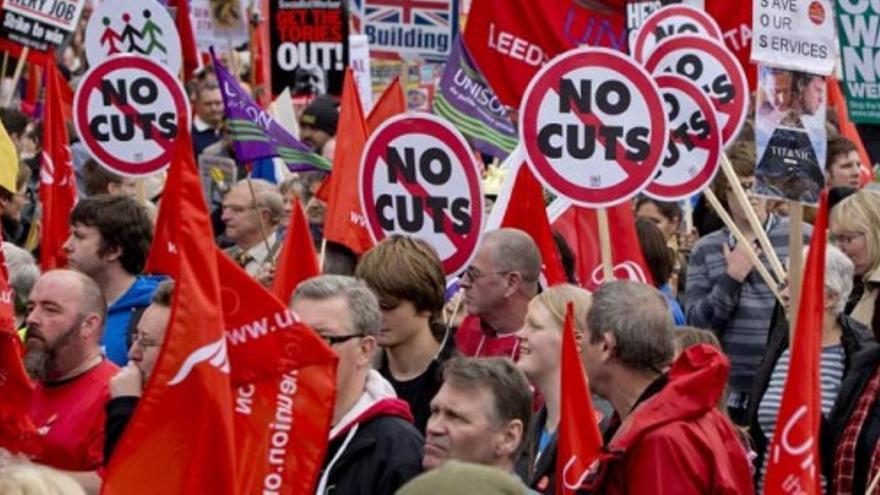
[787,202,804,339]
[868,466,880,495]
[597,207,614,283]
[319,237,327,272]
[245,175,275,265]
[5,47,29,108]
[1,51,9,82]
[705,189,784,305]
[683,197,694,234]
[720,152,786,284]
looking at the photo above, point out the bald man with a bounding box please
[24,270,118,471]
[456,228,542,359]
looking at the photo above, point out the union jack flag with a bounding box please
[357,0,452,26]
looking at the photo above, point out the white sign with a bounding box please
[751,0,835,75]
[85,0,182,74]
[349,34,373,113]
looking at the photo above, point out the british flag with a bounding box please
[354,0,452,26]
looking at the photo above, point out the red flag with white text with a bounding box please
[557,302,603,494]
[763,192,828,495]
[462,0,626,107]
[215,248,337,495]
[39,59,76,270]
[101,127,237,495]
[550,200,653,290]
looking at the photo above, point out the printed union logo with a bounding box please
[808,1,825,24]
[167,337,230,386]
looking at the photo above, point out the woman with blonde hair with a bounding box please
[829,189,880,334]
[513,284,593,494]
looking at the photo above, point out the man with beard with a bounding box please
[299,95,338,155]
[24,270,117,471]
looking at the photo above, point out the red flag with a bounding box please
[170,0,201,81]
[705,3,756,90]
[550,201,653,290]
[39,59,76,270]
[318,68,374,255]
[763,192,828,495]
[828,76,874,186]
[250,15,272,109]
[463,0,625,107]
[101,127,237,495]
[494,160,567,285]
[366,77,406,132]
[144,147,183,277]
[215,247,337,494]
[0,233,37,454]
[272,198,319,303]
[557,302,603,494]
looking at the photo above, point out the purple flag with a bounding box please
[433,37,517,159]
[212,52,330,172]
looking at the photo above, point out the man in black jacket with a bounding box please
[293,275,424,495]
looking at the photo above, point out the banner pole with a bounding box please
[245,174,275,264]
[318,237,327,272]
[5,47,29,108]
[720,152,786,284]
[705,189,783,305]
[597,207,614,283]
[683,197,694,234]
[1,51,9,82]
[787,201,804,341]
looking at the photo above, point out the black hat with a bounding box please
[300,95,339,136]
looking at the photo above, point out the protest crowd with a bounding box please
[2,0,880,494]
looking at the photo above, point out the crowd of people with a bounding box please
[0,25,879,495]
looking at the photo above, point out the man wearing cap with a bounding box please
[299,95,339,155]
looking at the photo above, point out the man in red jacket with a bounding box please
[579,281,754,494]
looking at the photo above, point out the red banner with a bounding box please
[705,2,756,90]
[463,0,626,107]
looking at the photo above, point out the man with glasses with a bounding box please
[455,228,542,360]
[685,142,812,425]
[292,275,424,495]
[221,179,285,280]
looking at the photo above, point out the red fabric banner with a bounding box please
[38,58,75,271]
[462,0,626,107]
[550,201,653,291]
[763,192,828,495]
[272,198,319,304]
[102,127,238,495]
[557,302,603,494]
[705,2,756,90]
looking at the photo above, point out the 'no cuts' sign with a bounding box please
[646,74,722,201]
[360,113,484,277]
[632,5,723,63]
[74,54,190,177]
[644,35,748,147]
[520,48,668,208]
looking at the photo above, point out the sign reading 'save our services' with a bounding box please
[751,0,834,75]
[1,0,87,51]
[360,113,483,277]
[520,47,668,208]
[74,54,190,177]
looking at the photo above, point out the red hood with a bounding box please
[609,344,729,452]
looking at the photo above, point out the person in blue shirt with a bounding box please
[63,195,163,365]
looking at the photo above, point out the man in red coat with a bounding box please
[579,281,754,494]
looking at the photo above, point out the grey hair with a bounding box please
[2,242,38,303]
[483,228,542,285]
[233,178,284,226]
[292,275,381,336]
[805,243,854,314]
[587,280,674,372]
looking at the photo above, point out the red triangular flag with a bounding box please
[39,58,76,270]
[497,161,567,285]
[144,146,183,277]
[170,0,201,81]
[763,192,828,495]
[272,198,319,303]
[556,302,603,494]
[828,76,874,187]
[215,247,337,494]
[0,232,37,454]
[367,76,406,132]
[318,68,374,255]
[101,127,237,495]
[551,201,653,290]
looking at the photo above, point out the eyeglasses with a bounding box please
[462,265,509,282]
[319,333,365,346]
[221,203,256,214]
[829,231,865,246]
[132,333,161,352]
